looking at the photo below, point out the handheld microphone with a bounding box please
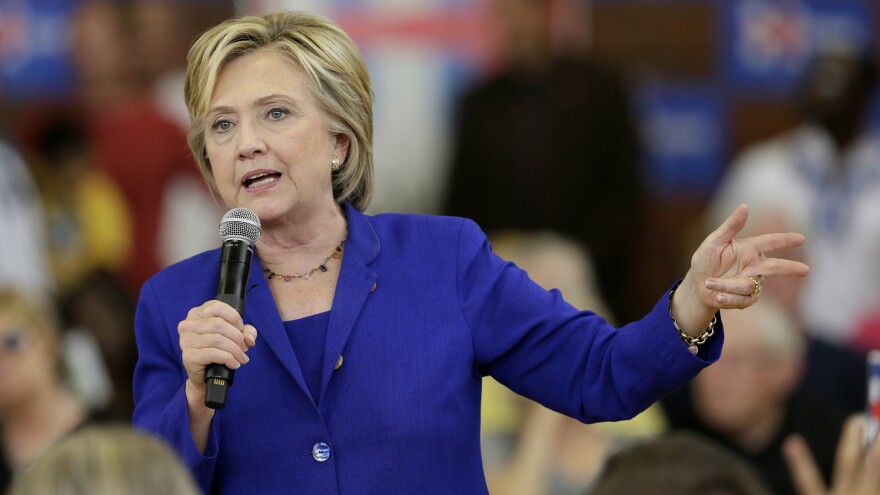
[204,207,262,409]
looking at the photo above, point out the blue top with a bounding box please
[132,202,724,494]
[283,312,330,404]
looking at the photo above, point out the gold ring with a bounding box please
[749,276,762,297]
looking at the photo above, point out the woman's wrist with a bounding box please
[185,380,215,422]
[670,273,718,337]
[185,379,215,454]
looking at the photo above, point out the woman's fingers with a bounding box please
[181,300,256,350]
[186,331,250,365]
[705,277,761,297]
[704,274,762,308]
[178,301,258,385]
[179,328,250,371]
[243,324,258,347]
[754,258,811,278]
[182,315,248,352]
[740,232,806,253]
[709,292,755,309]
[183,346,243,372]
[705,256,809,297]
[705,204,749,248]
[189,300,245,330]
[783,434,827,495]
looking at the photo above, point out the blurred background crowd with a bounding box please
[2,0,880,494]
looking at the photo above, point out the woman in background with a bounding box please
[0,290,87,491]
[8,425,199,495]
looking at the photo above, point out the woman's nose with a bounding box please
[237,120,267,159]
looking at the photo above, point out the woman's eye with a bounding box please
[268,107,289,120]
[212,119,233,132]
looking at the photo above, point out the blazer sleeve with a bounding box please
[132,280,220,492]
[455,218,723,423]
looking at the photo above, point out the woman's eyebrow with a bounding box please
[207,93,301,116]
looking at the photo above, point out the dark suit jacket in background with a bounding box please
[446,56,642,323]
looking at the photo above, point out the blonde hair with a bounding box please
[185,11,374,210]
[0,288,58,342]
[488,231,613,323]
[8,425,200,495]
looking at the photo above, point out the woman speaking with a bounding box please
[132,11,809,494]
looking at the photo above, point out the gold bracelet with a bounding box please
[668,285,717,355]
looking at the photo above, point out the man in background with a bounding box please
[445,0,642,322]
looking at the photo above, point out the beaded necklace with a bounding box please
[262,240,346,281]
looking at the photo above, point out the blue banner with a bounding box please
[638,84,727,196]
[722,0,874,92]
[0,1,75,100]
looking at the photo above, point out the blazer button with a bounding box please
[334,355,344,370]
[312,442,331,462]
[370,282,377,292]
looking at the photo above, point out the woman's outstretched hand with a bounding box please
[671,204,810,336]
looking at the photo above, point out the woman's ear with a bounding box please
[333,133,351,165]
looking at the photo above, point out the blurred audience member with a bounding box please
[784,414,880,495]
[445,0,643,323]
[489,231,613,319]
[588,432,774,495]
[706,216,865,417]
[60,271,137,418]
[799,331,866,417]
[663,300,847,495]
[709,49,880,346]
[854,310,880,352]
[128,1,227,269]
[8,425,199,495]
[34,119,132,293]
[0,289,88,492]
[588,415,880,495]
[0,138,53,303]
[69,2,134,110]
[483,231,666,495]
[129,0,192,131]
[69,1,217,296]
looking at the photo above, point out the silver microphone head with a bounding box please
[219,207,262,245]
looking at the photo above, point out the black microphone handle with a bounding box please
[203,294,241,409]
[204,240,252,409]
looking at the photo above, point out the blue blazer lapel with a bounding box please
[318,204,379,405]
[244,254,313,403]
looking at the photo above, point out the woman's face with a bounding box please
[205,48,348,223]
[0,315,50,410]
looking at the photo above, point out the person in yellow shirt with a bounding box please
[483,231,668,495]
[35,120,132,292]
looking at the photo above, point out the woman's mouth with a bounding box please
[243,172,281,189]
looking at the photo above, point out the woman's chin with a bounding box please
[246,200,299,225]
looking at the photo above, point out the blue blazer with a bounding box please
[133,203,722,494]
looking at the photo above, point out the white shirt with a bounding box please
[0,141,53,302]
[710,123,880,343]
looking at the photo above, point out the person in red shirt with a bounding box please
[69,2,208,295]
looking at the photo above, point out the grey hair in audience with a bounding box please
[8,425,199,495]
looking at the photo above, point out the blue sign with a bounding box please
[0,0,75,99]
[637,84,727,196]
[722,0,874,92]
